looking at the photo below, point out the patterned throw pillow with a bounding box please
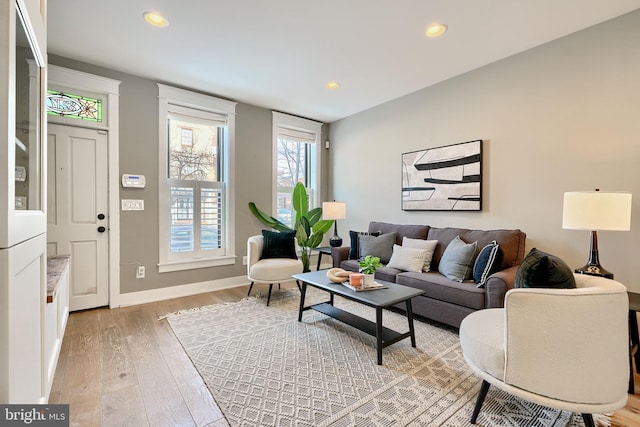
[514,248,576,289]
[438,236,479,282]
[260,229,298,260]
[473,241,503,288]
[349,230,381,259]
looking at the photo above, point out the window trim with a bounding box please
[272,112,322,217]
[158,84,236,272]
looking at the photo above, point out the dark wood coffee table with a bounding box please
[293,270,425,365]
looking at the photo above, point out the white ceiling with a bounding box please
[47,1,640,123]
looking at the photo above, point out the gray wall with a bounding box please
[48,55,329,294]
[328,11,640,290]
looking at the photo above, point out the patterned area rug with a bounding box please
[166,288,593,427]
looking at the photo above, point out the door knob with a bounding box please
[98,213,105,220]
[97,226,106,233]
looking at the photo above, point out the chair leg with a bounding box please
[582,414,595,427]
[470,380,491,424]
[266,283,274,306]
[296,280,301,291]
[248,282,255,297]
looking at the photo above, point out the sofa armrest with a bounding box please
[331,247,350,268]
[484,265,519,308]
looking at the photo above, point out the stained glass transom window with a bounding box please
[46,90,103,122]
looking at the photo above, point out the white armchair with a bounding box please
[247,235,303,306]
[460,273,629,426]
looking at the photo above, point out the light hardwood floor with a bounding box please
[50,284,640,426]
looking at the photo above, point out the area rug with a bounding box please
[165,288,597,427]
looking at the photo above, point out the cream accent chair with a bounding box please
[247,234,303,306]
[460,273,628,427]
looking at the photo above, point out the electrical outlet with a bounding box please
[136,265,145,279]
[242,256,247,265]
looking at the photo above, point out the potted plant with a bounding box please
[359,255,382,287]
[249,182,334,272]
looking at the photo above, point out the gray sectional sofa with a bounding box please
[331,221,527,328]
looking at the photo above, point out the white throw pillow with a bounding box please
[402,237,438,272]
[387,244,428,273]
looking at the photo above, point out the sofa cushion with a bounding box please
[387,244,428,273]
[402,237,438,272]
[349,230,381,259]
[368,222,429,246]
[474,241,503,288]
[438,236,479,282]
[358,232,396,264]
[428,227,526,270]
[396,272,487,310]
[260,229,297,260]
[514,248,576,289]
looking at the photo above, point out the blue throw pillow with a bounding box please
[438,236,479,282]
[260,229,298,260]
[473,241,503,288]
[514,248,576,289]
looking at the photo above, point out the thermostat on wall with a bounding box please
[122,174,146,188]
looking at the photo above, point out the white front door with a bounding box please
[47,123,109,311]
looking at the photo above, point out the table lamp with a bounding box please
[562,190,632,279]
[322,201,346,247]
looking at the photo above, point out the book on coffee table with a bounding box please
[341,281,388,292]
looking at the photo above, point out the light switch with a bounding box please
[121,199,144,211]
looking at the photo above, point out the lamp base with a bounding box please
[574,264,614,279]
[329,235,342,247]
[575,230,614,279]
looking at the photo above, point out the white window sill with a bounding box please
[158,255,236,273]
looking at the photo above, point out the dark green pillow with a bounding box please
[514,248,576,289]
[260,230,298,260]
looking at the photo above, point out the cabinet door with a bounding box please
[0,0,47,249]
[0,234,46,403]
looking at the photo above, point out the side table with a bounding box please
[314,246,333,270]
[629,292,640,394]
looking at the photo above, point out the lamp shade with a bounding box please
[322,201,346,220]
[562,191,632,231]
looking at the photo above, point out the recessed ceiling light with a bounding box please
[143,11,169,28]
[326,81,340,90]
[425,23,447,38]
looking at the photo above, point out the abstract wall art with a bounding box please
[402,139,482,211]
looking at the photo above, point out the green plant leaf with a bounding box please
[312,219,333,235]
[300,216,311,238]
[292,182,308,221]
[295,221,308,244]
[307,232,324,248]
[307,207,322,226]
[248,202,293,232]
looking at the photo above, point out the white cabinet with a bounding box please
[0,234,47,403]
[0,0,49,404]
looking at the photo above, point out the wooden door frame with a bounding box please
[48,65,121,308]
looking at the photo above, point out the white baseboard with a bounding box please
[118,275,249,307]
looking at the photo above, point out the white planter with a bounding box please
[363,273,375,288]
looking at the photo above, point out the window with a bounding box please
[158,84,236,272]
[46,90,103,122]
[272,112,322,226]
[180,127,193,147]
